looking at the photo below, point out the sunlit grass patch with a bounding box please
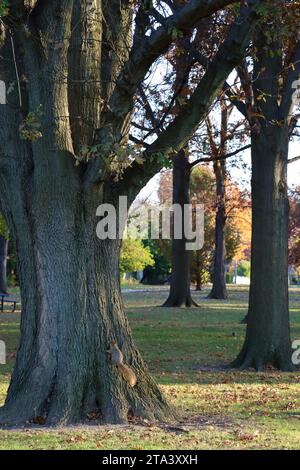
[0,285,299,449]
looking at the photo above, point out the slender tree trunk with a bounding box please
[0,234,8,294]
[195,251,202,291]
[208,161,228,299]
[232,126,293,371]
[163,150,197,307]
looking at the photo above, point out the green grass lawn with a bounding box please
[0,285,299,450]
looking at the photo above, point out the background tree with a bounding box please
[120,238,154,276]
[201,97,250,299]
[231,2,300,370]
[159,165,243,290]
[132,6,252,307]
[289,186,300,273]
[0,213,8,293]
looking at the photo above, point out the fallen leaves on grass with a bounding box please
[233,429,260,441]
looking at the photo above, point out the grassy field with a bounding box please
[0,285,299,450]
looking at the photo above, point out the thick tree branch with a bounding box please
[223,81,248,118]
[186,45,249,120]
[187,46,249,119]
[145,2,259,157]
[120,3,260,195]
[129,134,147,146]
[149,7,166,26]
[85,0,240,185]
[107,0,239,128]
[138,85,162,133]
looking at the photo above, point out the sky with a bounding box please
[288,142,300,187]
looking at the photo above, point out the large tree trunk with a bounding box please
[233,29,294,371]
[232,126,293,371]
[208,160,228,299]
[0,234,8,294]
[0,1,172,425]
[0,181,173,425]
[163,150,197,307]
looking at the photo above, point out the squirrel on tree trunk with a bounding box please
[107,341,137,387]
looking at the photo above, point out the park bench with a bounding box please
[0,293,20,312]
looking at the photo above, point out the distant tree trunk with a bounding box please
[0,234,8,293]
[207,98,228,300]
[208,162,228,300]
[232,125,293,371]
[163,150,197,307]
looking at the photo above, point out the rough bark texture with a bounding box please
[0,0,173,426]
[163,150,197,308]
[232,126,292,371]
[1,196,171,424]
[0,143,172,425]
[0,235,8,294]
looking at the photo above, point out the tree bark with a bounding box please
[0,234,8,294]
[208,160,228,299]
[232,28,294,371]
[0,183,173,425]
[0,1,172,425]
[232,126,293,371]
[195,250,202,291]
[163,150,197,307]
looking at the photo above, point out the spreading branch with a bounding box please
[85,0,242,185]
[120,2,260,192]
[190,144,251,168]
[223,81,248,118]
[106,0,240,130]
[288,155,300,164]
[145,2,259,157]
